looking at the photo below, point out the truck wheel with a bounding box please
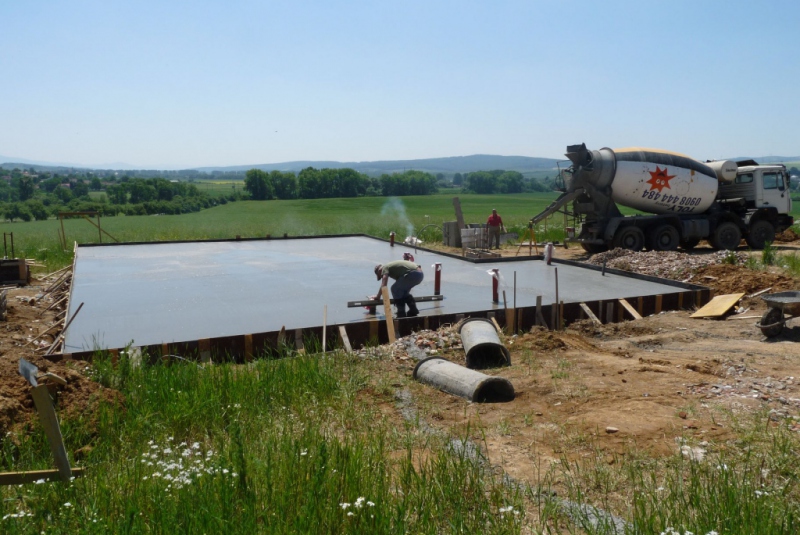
[710,222,741,251]
[580,242,608,254]
[745,220,775,250]
[647,224,679,251]
[613,226,645,251]
[680,238,700,250]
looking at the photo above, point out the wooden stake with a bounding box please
[244,334,253,361]
[198,338,211,363]
[31,385,72,481]
[381,287,396,343]
[606,302,614,324]
[322,305,327,353]
[338,325,352,353]
[618,298,642,320]
[535,296,545,327]
[294,329,305,354]
[655,294,663,314]
[580,303,601,325]
[0,467,85,487]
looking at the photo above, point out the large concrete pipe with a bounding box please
[459,318,511,369]
[413,357,515,403]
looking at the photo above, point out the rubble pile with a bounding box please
[587,248,749,280]
[686,366,800,430]
[355,325,465,362]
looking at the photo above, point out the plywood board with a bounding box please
[690,293,745,318]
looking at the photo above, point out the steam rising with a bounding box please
[380,197,414,238]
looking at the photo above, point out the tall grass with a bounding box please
[0,351,527,534]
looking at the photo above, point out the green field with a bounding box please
[3,193,563,269]
[6,191,800,270]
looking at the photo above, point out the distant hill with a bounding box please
[2,153,798,177]
[195,155,563,175]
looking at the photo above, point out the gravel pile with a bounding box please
[586,248,749,280]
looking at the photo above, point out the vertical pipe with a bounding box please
[554,267,559,330]
[390,232,395,247]
[513,271,518,333]
[492,269,499,303]
[434,263,442,295]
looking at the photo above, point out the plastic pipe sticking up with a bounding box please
[434,263,442,295]
[389,232,395,247]
[413,357,515,403]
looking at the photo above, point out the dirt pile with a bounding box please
[586,248,749,279]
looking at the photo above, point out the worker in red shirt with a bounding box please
[487,208,506,249]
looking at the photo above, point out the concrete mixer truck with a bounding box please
[533,144,794,253]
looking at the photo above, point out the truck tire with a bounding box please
[710,222,742,251]
[680,238,700,250]
[580,242,608,254]
[647,224,679,251]
[613,226,645,251]
[745,220,775,250]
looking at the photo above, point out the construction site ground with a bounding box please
[1,233,800,492]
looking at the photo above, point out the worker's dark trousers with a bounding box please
[488,226,501,249]
[391,270,424,315]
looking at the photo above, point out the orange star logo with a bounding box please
[646,166,675,192]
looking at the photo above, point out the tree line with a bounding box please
[244,167,439,200]
[0,169,230,221]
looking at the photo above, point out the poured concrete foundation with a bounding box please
[62,235,708,357]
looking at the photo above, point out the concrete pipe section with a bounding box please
[459,318,511,369]
[413,357,515,403]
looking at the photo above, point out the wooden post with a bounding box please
[198,338,211,363]
[677,292,684,310]
[637,296,644,315]
[579,303,601,325]
[31,385,72,481]
[338,325,352,353]
[453,197,465,230]
[322,305,327,353]
[618,298,642,320]
[535,296,546,327]
[244,334,253,361]
[655,294,663,314]
[369,319,378,342]
[559,301,564,330]
[381,287,396,343]
[606,302,614,324]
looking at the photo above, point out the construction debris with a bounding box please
[587,249,749,280]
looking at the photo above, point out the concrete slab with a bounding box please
[64,236,685,353]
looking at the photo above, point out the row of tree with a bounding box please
[244,168,439,200]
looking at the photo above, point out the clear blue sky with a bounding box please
[1,1,798,169]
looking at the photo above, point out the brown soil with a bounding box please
[0,275,123,441]
[377,236,800,484]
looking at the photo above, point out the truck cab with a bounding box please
[718,164,792,214]
[716,163,793,248]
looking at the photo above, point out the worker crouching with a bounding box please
[374,260,424,318]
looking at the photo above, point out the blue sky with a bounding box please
[1,1,798,168]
